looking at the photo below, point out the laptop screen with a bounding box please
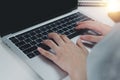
[0,0,77,37]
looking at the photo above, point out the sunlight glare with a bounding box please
[106,0,120,12]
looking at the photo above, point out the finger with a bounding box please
[48,33,65,46]
[76,38,85,48]
[37,47,57,61]
[80,35,103,43]
[43,40,58,51]
[76,20,92,25]
[60,35,71,43]
[76,20,93,29]
[75,21,101,33]
[76,39,88,55]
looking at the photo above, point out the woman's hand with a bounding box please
[76,21,112,43]
[38,33,88,80]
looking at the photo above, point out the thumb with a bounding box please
[80,35,103,43]
[76,39,88,55]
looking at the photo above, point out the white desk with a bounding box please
[0,7,114,80]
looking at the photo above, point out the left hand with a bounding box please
[76,21,112,43]
[37,33,88,80]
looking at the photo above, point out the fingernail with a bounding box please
[37,47,42,50]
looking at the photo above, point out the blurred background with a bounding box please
[78,0,120,12]
[78,0,120,22]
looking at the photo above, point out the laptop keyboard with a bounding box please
[9,12,91,59]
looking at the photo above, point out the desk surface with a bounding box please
[0,7,114,80]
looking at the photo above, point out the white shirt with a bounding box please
[87,23,120,80]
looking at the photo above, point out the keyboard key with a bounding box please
[69,29,75,33]
[27,52,35,58]
[24,38,32,43]
[57,30,64,34]
[42,32,48,35]
[30,41,37,45]
[30,36,37,40]
[15,41,26,47]
[18,36,25,41]
[36,38,42,43]
[23,33,31,38]
[23,46,37,54]
[35,29,41,33]
[36,34,42,37]
[29,31,36,35]
[42,35,48,40]
[64,31,70,35]
[48,30,53,33]
[9,37,19,43]
[41,27,46,31]
[19,44,31,50]
[37,43,50,51]
[33,50,40,55]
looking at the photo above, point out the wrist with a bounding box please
[69,71,81,80]
[68,63,87,80]
[69,67,87,80]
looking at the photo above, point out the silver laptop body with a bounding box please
[0,0,91,80]
[2,10,80,80]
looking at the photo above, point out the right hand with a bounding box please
[38,33,88,80]
[76,21,112,43]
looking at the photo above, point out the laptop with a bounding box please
[0,0,91,80]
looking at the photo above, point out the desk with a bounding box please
[0,7,114,80]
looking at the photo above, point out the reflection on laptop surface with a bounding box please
[0,0,91,80]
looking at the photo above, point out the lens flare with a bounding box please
[106,0,120,12]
